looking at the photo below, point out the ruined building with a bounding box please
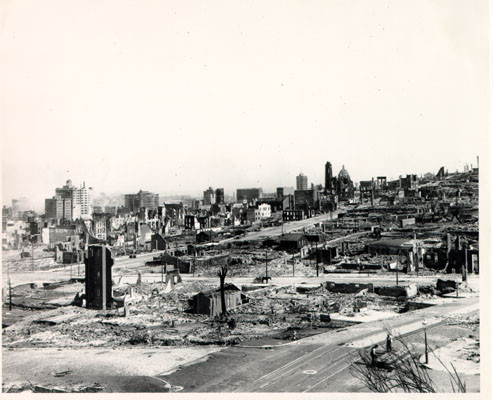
[324,162,355,202]
[85,245,114,310]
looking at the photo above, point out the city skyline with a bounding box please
[2,157,478,213]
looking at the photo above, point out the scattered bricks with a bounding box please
[374,284,417,298]
[325,281,374,294]
[320,314,332,323]
[436,279,457,294]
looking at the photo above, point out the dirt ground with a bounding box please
[2,245,481,393]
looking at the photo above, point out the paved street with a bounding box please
[163,296,478,392]
[222,211,342,243]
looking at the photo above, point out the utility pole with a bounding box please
[193,249,196,277]
[424,323,429,364]
[8,277,12,311]
[8,266,12,311]
[316,242,319,277]
[265,249,268,279]
[396,253,400,286]
[102,245,107,311]
[31,237,34,273]
[162,247,166,283]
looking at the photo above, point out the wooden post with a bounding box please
[102,245,107,311]
[8,277,12,311]
[424,327,429,364]
[265,250,268,278]
[316,242,319,277]
[396,253,400,286]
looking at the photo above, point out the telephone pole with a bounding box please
[316,242,319,277]
[8,265,12,311]
[265,249,268,279]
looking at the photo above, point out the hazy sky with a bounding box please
[1,0,489,211]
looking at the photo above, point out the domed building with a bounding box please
[324,161,355,201]
[336,165,354,201]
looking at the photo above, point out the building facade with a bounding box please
[215,188,224,204]
[236,188,262,205]
[124,190,159,212]
[203,187,215,205]
[296,173,308,190]
[45,180,94,221]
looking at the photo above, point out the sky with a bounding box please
[1,0,489,211]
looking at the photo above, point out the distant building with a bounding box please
[325,162,333,194]
[124,190,159,212]
[104,206,118,215]
[294,189,320,209]
[165,203,185,227]
[336,166,354,201]
[296,173,308,190]
[91,213,111,241]
[258,203,271,219]
[236,188,262,205]
[279,233,308,251]
[400,174,418,190]
[203,187,215,205]
[215,188,225,204]
[283,209,304,221]
[185,215,201,230]
[276,186,294,200]
[45,180,93,221]
[45,197,62,220]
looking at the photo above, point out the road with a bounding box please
[3,252,159,287]
[163,295,478,392]
[221,211,342,243]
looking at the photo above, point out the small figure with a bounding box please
[386,334,392,352]
[292,330,297,341]
[370,345,378,366]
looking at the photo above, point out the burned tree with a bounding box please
[217,264,229,316]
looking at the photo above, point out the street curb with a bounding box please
[234,341,298,349]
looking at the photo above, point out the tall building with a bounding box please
[85,245,114,310]
[215,188,224,204]
[236,188,262,204]
[296,173,308,190]
[124,190,159,212]
[203,187,215,205]
[46,179,93,221]
[276,187,295,200]
[325,162,333,194]
[44,197,62,219]
[75,182,93,218]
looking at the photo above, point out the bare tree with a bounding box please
[350,332,466,393]
[217,264,228,316]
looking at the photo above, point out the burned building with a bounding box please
[190,283,242,316]
[325,162,333,194]
[335,166,354,201]
[324,162,354,201]
[400,174,418,190]
[236,188,262,205]
[294,189,320,211]
[279,233,308,251]
[84,245,114,310]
